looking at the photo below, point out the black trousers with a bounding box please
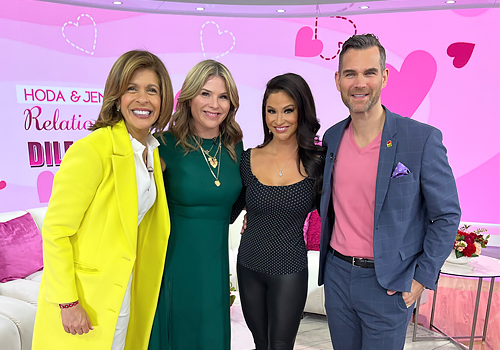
[237,263,308,350]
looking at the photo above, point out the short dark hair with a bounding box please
[338,34,386,73]
[90,50,174,134]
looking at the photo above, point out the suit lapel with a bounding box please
[325,118,350,180]
[374,108,398,223]
[321,117,350,211]
[110,121,138,254]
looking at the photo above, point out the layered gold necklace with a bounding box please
[194,135,222,187]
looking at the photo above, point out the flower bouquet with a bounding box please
[447,224,489,264]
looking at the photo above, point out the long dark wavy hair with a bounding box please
[259,73,326,196]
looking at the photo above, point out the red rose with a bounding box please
[462,243,476,257]
[464,236,475,246]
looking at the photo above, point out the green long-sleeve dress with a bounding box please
[148,131,243,350]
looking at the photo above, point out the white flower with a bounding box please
[474,242,482,255]
[454,241,467,251]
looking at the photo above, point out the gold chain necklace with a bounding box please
[194,135,220,168]
[195,136,222,187]
[201,142,221,168]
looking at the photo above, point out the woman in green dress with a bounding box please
[148,60,243,350]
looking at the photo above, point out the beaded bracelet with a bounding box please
[59,301,79,309]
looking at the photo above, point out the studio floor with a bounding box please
[232,268,499,350]
[295,313,462,350]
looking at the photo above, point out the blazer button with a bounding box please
[329,153,334,161]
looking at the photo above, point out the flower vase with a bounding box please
[446,250,473,265]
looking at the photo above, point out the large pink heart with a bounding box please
[0,180,6,190]
[447,42,475,69]
[295,27,323,57]
[381,50,437,118]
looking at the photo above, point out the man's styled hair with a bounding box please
[338,34,386,73]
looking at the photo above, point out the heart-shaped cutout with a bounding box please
[62,14,97,55]
[447,42,475,69]
[295,27,323,57]
[200,21,236,59]
[314,16,358,61]
[381,50,437,118]
[0,180,6,190]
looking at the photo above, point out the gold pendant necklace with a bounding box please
[195,136,222,187]
[197,136,220,168]
[206,146,220,168]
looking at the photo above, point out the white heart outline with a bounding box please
[61,14,97,55]
[200,21,236,59]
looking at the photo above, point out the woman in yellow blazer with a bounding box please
[32,50,174,350]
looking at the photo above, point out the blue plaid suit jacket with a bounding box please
[318,107,461,292]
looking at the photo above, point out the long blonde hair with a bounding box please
[167,60,242,161]
[90,50,174,134]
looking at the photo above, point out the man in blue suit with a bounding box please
[319,34,461,349]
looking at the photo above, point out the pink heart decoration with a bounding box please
[315,16,357,61]
[381,50,437,118]
[0,180,6,190]
[37,171,54,203]
[447,42,475,69]
[295,27,323,57]
[452,9,489,17]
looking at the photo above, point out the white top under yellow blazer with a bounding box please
[32,120,170,350]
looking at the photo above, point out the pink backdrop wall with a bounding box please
[1,1,499,239]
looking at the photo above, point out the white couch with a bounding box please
[0,208,326,350]
[0,207,47,350]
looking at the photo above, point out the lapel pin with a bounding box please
[386,140,393,148]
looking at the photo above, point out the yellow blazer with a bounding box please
[32,120,170,350]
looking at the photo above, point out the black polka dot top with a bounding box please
[236,149,315,275]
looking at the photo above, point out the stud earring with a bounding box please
[117,106,120,112]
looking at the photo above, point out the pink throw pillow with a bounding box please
[305,210,321,251]
[0,213,43,282]
[303,212,311,243]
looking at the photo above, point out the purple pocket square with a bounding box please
[391,162,410,178]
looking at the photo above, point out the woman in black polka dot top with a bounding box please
[233,73,325,350]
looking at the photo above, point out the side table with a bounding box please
[412,255,500,349]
